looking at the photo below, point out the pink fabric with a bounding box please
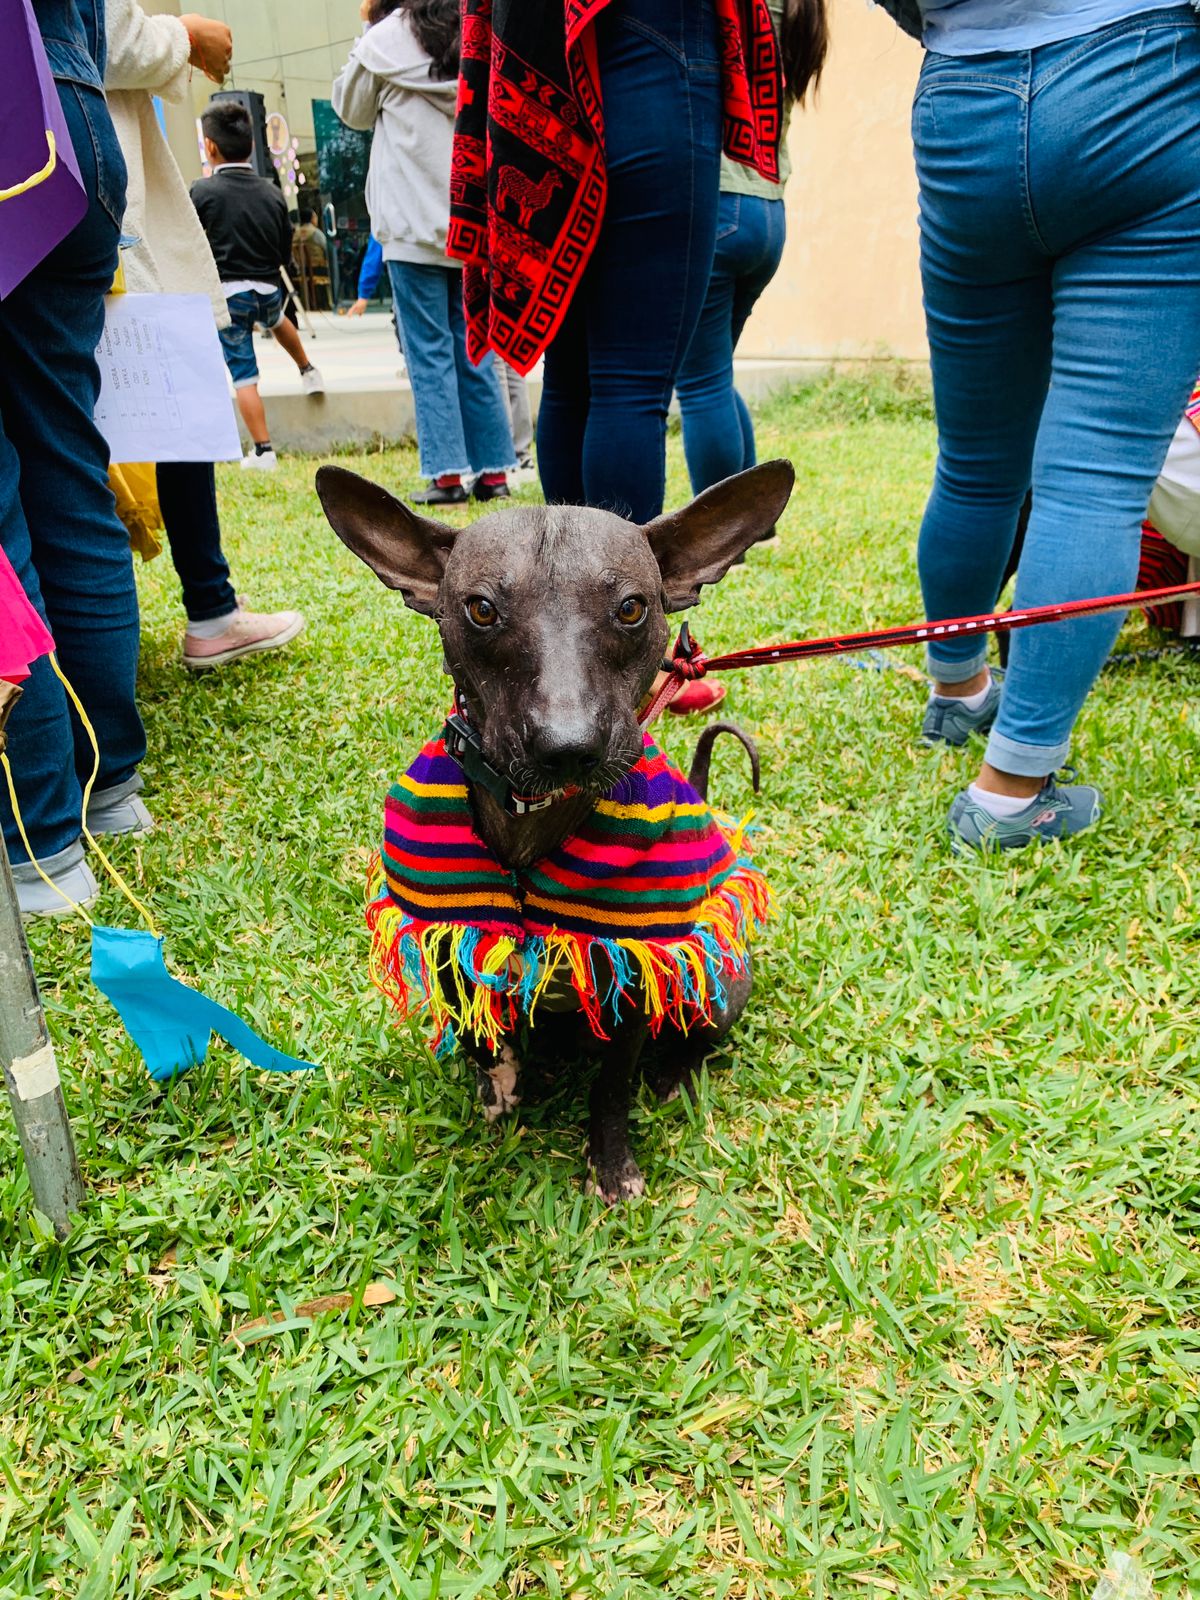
[0,546,53,681]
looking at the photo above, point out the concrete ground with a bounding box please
[239,306,830,456]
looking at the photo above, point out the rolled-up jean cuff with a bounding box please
[926,647,989,683]
[985,729,1070,778]
[89,772,144,810]
[10,836,85,880]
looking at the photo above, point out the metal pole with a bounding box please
[0,683,83,1237]
[281,266,316,340]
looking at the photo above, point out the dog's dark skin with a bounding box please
[316,460,795,1200]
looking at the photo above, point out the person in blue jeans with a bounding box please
[0,0,152,917]
[333,0,514,505]
[675,1,821,498]
[877,0,1200,850]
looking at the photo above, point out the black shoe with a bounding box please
[472,478,511,502]
[411,481,468,505]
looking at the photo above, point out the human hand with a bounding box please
[347,298,369,317]
[180,15,232,82]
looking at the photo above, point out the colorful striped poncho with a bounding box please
[366,731,769,1052]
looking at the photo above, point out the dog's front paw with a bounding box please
[585,1155,646,1204]
[477,1041,522,1123]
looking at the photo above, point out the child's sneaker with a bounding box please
[241,448,277,472]
[182,607,305,670]
[947,777,1102,853]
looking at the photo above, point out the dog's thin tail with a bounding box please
[688,721,760,803]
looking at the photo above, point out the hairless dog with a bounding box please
[317,461,794,1200]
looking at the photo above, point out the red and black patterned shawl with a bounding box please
[448,0,783,376]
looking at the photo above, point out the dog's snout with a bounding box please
[529,724,606,784]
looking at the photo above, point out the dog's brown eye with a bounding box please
[465,596,498,628]
[617,595,647,626]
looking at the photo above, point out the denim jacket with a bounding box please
[33,0,127,235]
[34,0,106,86]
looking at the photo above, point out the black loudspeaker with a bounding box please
[207,89,272,180]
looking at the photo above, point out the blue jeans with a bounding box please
[537,0,724,524]
[914,7,1200,776]
[219,287,285,388]
[158,463,237,623]
[386,261,514,479]
[675,192,787,494]
[0,78,144,870]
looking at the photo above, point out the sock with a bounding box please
[254,440,273,456]
[933,670,991,710]
[968,781,1040,818]
[299,363,315,375]
[186,608,238,640]
[479,471,507,487]
[434,473,462,488]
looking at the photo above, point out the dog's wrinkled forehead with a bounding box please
[440,504,660,605]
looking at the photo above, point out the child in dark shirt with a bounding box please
[190,101,323,470]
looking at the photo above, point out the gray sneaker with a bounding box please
[947,777,1103,853]
[14,858,100,919]
[922,672,1003,747]
[86,788,154,838]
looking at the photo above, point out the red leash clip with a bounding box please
[639,623,709,727]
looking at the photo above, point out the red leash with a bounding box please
[640,579,1200,726]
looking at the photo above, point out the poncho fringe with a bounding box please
[363,731,770,1052]
[366,850,769,1053]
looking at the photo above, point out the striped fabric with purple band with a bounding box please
[365,731,770,1051]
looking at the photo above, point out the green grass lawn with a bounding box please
[3,372,1199,1599]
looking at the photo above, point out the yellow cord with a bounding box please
[48,654,158,936]
[0,131,58,203]
[3,654,158,933]
[2,749,94,924]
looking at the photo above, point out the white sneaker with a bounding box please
[301,366,324,395]
[241,449,277,472]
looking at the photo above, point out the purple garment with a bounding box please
[0,0,86,299]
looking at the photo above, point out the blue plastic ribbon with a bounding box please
[90,926,317,1083]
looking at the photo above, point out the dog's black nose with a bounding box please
[529,726,605,784]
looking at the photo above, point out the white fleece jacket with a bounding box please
[332,13,459,270]
[105,0,228,326]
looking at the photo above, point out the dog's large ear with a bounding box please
[642,460,795,612]
[316,465,456,615]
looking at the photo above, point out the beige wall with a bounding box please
[187,0,362,151]
[169,0,926,359]
[741,0,927,362]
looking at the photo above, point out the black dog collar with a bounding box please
[442,695,576,817]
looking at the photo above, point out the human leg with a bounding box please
[574,0,724,522]
[446,271,516,477]
[387,260,472,480]
[0,80,144,876]
[676,193,784,493]
[157,462,236,623]
[982,11,1200,782]
[156,456,303,665]
[538,293,590,505]
[502,363,535,460]
[675,201,743,494]
[235,385,272,449]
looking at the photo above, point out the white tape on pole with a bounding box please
[10,1041,60,1102]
